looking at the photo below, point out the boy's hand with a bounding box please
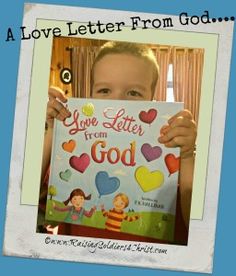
[158,110,196,227]
[158,110,197,159]
[46,86,71,129]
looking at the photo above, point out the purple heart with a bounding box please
[141,143,162,162]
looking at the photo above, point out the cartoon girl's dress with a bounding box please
[64,206,85,224]
[54,205,95,225]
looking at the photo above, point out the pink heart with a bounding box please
[139,109,157,124]
[69,154,90,173]
[71,214,79,220]
[141,143,162,162]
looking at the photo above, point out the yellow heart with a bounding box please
[135,166,164,192]
[82,103,94,117]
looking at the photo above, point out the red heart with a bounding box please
[139,109,157,124]
[69,154,90,173]
[164,154,180,176]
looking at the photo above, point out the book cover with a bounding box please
[44,98,183,242]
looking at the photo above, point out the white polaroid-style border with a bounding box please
[3,3,234,273]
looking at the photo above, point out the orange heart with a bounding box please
[62,139,76,153]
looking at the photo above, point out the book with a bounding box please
[44,98,183,242]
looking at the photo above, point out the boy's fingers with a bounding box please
[158,127,190,143]
[56,113,67,121]
[169,116,196,129]
[165,141,190,154]
[159,109,196,158]
[163,136,193,149]
[47,106,70,122]
[160,125,169,135]
[47,107,58,120]
[168,109,193,124]
[49,86,67,103]
[158,126,196,155]
[48,99,70,117]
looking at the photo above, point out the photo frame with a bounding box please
[3,3,234,274]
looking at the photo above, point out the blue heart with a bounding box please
[95,171,120,197]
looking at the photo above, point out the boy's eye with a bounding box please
[96,88,110,94]
[127,90,143,98]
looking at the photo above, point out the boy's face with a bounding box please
[92,54,154,101]
[113,196,126,211]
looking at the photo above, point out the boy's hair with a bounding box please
[114,193,129,208]
[91,41,159,96]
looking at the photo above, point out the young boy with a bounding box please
[42,41,196,243]
[101,193,139,232]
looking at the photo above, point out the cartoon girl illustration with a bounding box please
[101,193,139,232]
[53,188,96,224]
